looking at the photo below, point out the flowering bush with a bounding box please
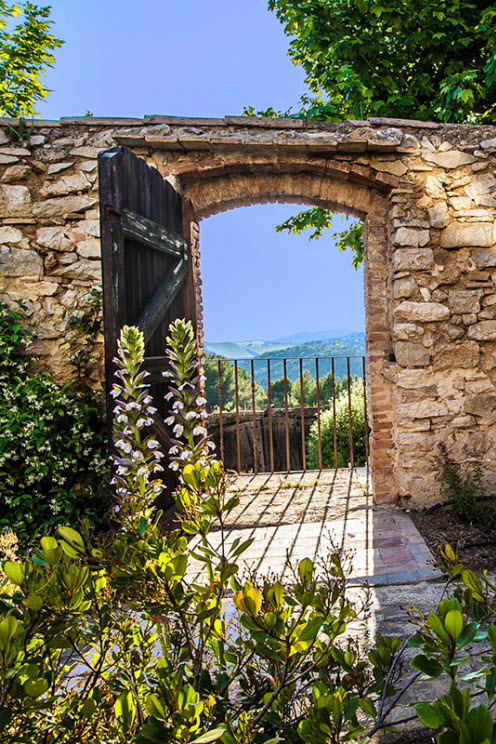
[0,301,109,548]
[111,325,164,530]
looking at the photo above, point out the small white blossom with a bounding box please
[147,439,160,449]
[185,411,199,420]
[173,424,184,437]
[196,397,207,406]
[193,426,207,436]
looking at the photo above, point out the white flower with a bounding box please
[172,401,184,411]
[185,411,199,420]
[147,439,160,449]
[180,450,191,460]
[196,397,207,406]
[207,441,216,450]
[169,461,180,471]
[165,416,175,426]
[153,464,164,473]
[132,451,144,461]
[126,402,140,411]
[169,446,179,455]
[165,392,174,401]
[137,467,148,477]
[115,439,132,454]
[193,426,207,436]
[173,424,184,437]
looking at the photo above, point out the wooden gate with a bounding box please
[98,146,196,506]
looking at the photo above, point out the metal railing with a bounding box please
[203,355,369,474]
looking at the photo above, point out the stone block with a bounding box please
[468,321,496,341]
[0,226,24,244]
[0,246,42,277]
[448,289,482,314]
[424,150,477,168]
[397,399,448,419]
[36,226,72,252]
[464,394,496,417]
[51,259,101,281]
[1,165,31,183]
[394,301,449,322]
[392,248,434,272]
[393,276,417,299]
[392,227,430,247]
[76,238,100,258]
[432,342,480,370]
[428,202,449,228]
[471,248,496,268]
[0,184,31,216]
[393,323,422,340]
[33,194,97,219]
[47,162,74,175]
[394,341,431,367]
[440,222,493,248]
[40,173,91,198]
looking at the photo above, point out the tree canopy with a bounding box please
[0,2,62,118]
[269,0,496,124]
[262,0,496,264]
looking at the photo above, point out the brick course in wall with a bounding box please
[2,115,496,504]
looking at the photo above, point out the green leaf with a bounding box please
[298,558,314,584]
[115,690,136,732]
[0,615,18,649]
[191,730,226,744]
[234,587,263,617]
[415,702,444,729]
[23,594,43,612]
[444,610,464,639]
[410,655,444,678]
[3,561,25,585]
[24,678,49,698]
[145,693,167,721]
[467,706,493,743]
[57,526,84,552]
[40,536,58,552]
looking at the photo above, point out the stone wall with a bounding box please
[2,115,496,505]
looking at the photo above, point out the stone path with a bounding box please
[206,469,442,587]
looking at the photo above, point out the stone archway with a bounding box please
[152,160,409,504]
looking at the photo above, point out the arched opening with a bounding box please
[174,167,396,502]
[198,202,368,478]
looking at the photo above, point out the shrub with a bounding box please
[2,321,496,744]
[307,378,368,468]
[0,301,109,548]
[433,441,495,523]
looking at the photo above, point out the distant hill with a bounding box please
[274,329,350,345]
[204,342,256,359]
[236,332,366,386]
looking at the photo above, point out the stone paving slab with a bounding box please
[190,470,443,587]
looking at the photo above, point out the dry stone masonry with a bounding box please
[2,114,496,506]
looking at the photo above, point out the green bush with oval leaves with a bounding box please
[0,301,109,548]
[1,321,496,744]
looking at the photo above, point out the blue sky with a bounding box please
[37,0,365,341]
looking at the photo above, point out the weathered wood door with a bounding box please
[98,146,196,506]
